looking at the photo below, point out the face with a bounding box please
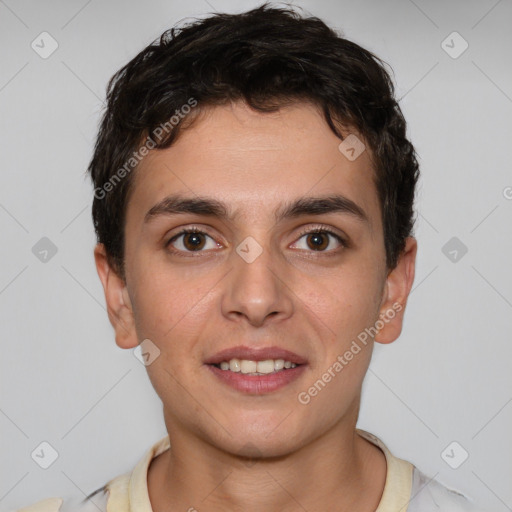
[95,101,416,457]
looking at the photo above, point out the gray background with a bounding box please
[1,0,511,510]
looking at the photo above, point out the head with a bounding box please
[91,3,418,456]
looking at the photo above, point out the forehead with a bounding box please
[126,101,382,233]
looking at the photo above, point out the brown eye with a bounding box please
[167,229,218,254]
[305,232,330,251]
[182,232,206,251]
[292,228,346,253]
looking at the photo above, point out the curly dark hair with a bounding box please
[88,2,419,280]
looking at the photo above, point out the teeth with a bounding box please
[256,360,275,374]
[216,358,298,374]
[240,360,257,373]
[229,359,241,372]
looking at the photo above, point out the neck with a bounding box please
[148,415,387,512]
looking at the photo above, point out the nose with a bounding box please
[221,238,294,327]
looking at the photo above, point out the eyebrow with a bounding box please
[144,193,370,226]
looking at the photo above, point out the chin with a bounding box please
[217,413,306,457]
[228,432,302,460]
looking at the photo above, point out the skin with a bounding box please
[94,100,417,511]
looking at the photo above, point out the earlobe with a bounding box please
[374,237,417,345]
[93,243,139,349]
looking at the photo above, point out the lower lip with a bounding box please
[206,364,307,394]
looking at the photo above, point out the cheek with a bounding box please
[300,264,383,338]
[128,259,219,349]
[130,277,174,336]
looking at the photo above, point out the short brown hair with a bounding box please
[88,3,419,279]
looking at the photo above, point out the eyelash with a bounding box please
[165,225,348,257]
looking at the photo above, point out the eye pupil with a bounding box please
[184,233,205,251]
[307,233,328,251]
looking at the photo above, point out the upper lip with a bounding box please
[204,345,307,365]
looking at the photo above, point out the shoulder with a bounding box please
[13,486,109,512]
[407,466,486,512]
[12,436,160,512]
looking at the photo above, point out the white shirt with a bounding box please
[14,429,485,511]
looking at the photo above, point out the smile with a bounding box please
[214,358,297,375]
[206,360,306,394]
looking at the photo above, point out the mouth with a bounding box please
[204,345,307,394]
[211,358,299,374]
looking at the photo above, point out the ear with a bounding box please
[374,237,417,344]
[94,243,139,349]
